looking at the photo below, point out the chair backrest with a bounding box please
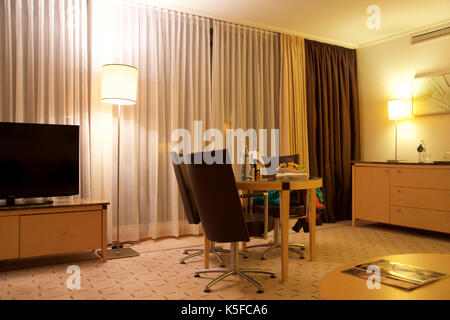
[171,153,201,225]
[261,154,300,177]
[184,150,250,243]
[280,154,303,205]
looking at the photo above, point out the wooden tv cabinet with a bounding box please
[352,162,450,233]
[0,199,109,262]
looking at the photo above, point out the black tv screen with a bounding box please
[0,122,79,199]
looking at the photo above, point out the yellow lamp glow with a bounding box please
[388,99,411,120]
[387,99,411,163]
[101,64,138,105]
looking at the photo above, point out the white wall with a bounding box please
[357,34,450,162]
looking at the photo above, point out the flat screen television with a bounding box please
[0,122,79,206]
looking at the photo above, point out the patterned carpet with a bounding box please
[0,221,449,300]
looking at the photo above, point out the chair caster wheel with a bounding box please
[243,255,248,259]
[204,288,211,293]
[183,251,188,254]
[257,290,264,294]
[220,264,225,268]
[180,261,185,264]
[194,274,200,278]
[270,274,276,279]
[300,256,305,260]
[300,247,305,251]
[261,257,266,260]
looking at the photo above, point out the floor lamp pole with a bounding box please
[116,104,121,255]
[394,120,398,162]
[100,104,139,259]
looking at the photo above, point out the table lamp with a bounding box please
[100,64,139,259]
[387,99,411,163]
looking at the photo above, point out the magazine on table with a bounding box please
[342,259,448,290]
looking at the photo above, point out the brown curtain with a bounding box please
[304,40,361,222]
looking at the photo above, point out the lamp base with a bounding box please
[98,247,140,260]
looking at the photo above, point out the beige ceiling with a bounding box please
[140,0,450,47]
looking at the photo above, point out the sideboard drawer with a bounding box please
[391,206,450,233]
[391,168,450,190]
[391,187,450,212]
[20,211,102,258]
[0,216,19,260]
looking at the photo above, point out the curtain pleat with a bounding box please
[212,21,280,131]
[211,21,280,166]
[0,0,92,198]
[304,39,361,222]
[279,34,309,169]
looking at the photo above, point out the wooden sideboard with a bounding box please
[0,199,109,262]
[352,162,450,233]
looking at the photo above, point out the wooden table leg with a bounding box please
[307,188,316,261]
[101,207,108,262]
[204,235,210,269]
[352,165,356,227]
[241,190,248,254]
[280,190,290,283]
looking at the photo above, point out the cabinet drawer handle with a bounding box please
[385,169,389,173]
[397,208,402,212]
[397,189,402,193]
[397,170,401,173]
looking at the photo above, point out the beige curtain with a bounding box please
[0,0,92,197]
[279,34,309,170]
[90,0,212,240]
[211,20,280,164]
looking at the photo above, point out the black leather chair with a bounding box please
[172,152,245,266]
[247,154,307,259]
[185,149,276,293]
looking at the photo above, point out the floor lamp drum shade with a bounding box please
[388,99,411,120]
[101,64,138,105]
[387,99,410,163]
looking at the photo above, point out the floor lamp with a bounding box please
[99,64,140,259]
[387,99,410,163]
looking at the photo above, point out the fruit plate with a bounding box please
[277,168,307,174]
[276,172,309,180]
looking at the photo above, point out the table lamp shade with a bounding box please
[101,64,138,105]
[388,99,411,120]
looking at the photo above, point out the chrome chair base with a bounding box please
[246,220,305,260]
[194,243,275,293]
[195,269,275,293]
[180,242,247,267]
[248,243,305,260]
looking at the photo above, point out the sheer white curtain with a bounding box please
[211,20,280,162]
[0,0,281,242]
[90,0,212,240]
[0,0,92,198]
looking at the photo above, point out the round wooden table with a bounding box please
[319,254,450,300]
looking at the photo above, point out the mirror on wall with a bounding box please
[413,72,450,116]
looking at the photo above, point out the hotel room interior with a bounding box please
[0,0,449,302]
